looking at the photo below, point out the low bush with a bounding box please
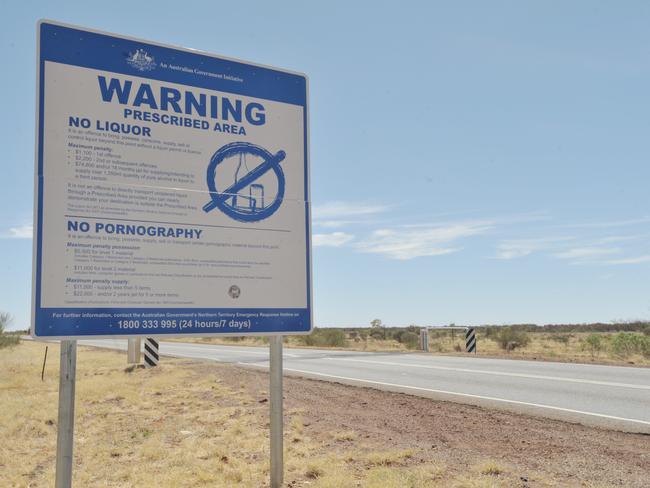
[398,331,420,349]
[369,329,386,341]
[609,332,649,359]
[299,328,347,348]
[492,327,530,352]
[581,333,604,358]
[223,336,246,342]
[550,334,572,349]
[0,334,20,349]
[0,313,19,350]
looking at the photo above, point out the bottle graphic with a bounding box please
[250,184,264,210]
[232,153,249,209]
[231,153,265,212]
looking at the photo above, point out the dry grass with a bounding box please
[1,341,554,487]
[331,430,357,442]
[363,449,415,467]
[421,331,650,366]
[168,330,650,367]
[1,341,273,487]
[477,461,506,476]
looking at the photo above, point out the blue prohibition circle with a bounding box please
[203,142,286,223]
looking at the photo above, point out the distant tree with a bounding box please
[0,312,19,349]
[370,319,383,328]
[0,313,13,333]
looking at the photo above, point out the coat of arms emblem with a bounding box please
[126,49,156,72]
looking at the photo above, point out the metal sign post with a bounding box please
[269,336,284,488]
[127,337,141,364]
[55,340,77,488]
[420,328,429,352]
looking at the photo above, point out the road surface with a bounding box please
[78,339,650,434]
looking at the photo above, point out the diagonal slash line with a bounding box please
[203,150,286,212]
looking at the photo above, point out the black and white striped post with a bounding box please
[144,338,159,367]
[465,327,476,354]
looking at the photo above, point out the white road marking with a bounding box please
[324,357,650,391]
[278,367,650,427]
[162,344,301,358]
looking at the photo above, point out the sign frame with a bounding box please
[31,19,312,339]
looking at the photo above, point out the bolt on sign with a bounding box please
[31,20,312,339]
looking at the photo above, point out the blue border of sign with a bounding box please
[32,20,312,338]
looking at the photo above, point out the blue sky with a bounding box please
[2,1,649,329]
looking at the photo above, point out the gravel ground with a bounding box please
[209,362,650,487]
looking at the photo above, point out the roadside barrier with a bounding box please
[420,327,477,353]
[144,338,159,367]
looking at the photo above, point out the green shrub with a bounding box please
[0,334,20,349]
[393,329,418,345]
[398,331,420,349]
[550,334,572,349]
[642,338,650,359]
[609,332,648,359]
[492,327,530,352]
[369,329,385,341]
[299,328,347,348]
[581,334,604,358]
[482,326,498,338]
[223,336,245,342]
[0,313,19,349]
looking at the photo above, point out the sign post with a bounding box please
[127,337,141,364]
[269,336,284,488]
[55,340,77,488]
[32,20,311,487]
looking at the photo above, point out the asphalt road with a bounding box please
[78,339,650,434]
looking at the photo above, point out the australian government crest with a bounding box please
[126,48,157,72]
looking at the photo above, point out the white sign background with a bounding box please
[32,21,311,337]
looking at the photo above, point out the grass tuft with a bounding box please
[478,460,506,476]
[305,462,325,479]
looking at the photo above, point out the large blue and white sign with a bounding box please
[32,21,311,338]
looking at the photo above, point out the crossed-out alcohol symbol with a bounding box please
[203,142,286,223]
